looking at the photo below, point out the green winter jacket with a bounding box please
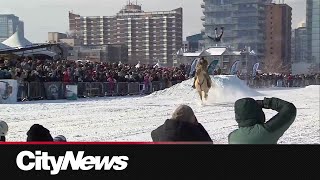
[228,97,297,144]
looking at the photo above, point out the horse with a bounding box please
[194,67,212,103]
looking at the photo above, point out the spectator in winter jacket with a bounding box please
[26,124,53,142]
[63,70,71,83]
[151,105,213,143]
[0,121,8,142]
[228,97,297,144]
[107,76,116,94]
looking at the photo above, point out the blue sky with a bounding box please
[0,0,306,43]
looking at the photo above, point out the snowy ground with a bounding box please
[1,75,319,144]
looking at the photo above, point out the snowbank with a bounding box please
[149,75,263,103]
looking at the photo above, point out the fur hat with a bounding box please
[0,121,8,136]
[171,105,198,124]
[26,124,53,142]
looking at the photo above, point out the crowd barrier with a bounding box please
[13,78,320,101]
[16,80,182,101]
[245,78,320,88]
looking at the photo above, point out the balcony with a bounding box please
[233,12,259,17]
[204,5,234,13]
[234,25,260,31]
[201,16,205,21]
[233,0,263,4]
[201,2,205,8]
[203,18,233,26]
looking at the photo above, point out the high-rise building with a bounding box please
[0,14,24,42]
[69,44,128,63]
[306,0,320,63]
[186,32,205,52]
[264,3,292,72]
[69,2,183,66]
[291,26,308,63]
[201,0,272,60]
[48,32,68,43]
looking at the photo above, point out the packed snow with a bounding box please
[1,75,319,144]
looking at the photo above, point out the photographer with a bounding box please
[228,97,297,144]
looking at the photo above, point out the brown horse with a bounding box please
[194,67,212,103]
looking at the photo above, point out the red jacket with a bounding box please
[63,71,70,82]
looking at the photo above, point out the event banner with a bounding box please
[208,60,219,75]
[44,82,64,100]
[0,143,318,178]
[230,60,240,75]
[65,85,78,100]
[0,79,17,103]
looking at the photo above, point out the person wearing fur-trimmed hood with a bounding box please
[151,105,213,143]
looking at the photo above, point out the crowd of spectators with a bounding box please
[238,73,320,88]
[0,57,189,85]
[1,56,319,89]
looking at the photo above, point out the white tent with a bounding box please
[14,48,57,57]
[2,31,33,49]
[0,42,13,51]
[1,31,57,58]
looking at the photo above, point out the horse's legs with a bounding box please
[198,91,202,101]
[204,92,208,101]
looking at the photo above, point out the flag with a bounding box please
[252,62,260,76]
[230,60,240,75]
[135,61,141,68]
[208,60,219,75]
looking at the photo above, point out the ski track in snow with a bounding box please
[1,75,319,144]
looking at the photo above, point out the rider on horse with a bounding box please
[192,57,212,89]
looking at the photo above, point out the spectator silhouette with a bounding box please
[26,124,53,142]
[151,105,213,143]
[228,97,297,144]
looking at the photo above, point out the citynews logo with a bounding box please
[16,151,129,175]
